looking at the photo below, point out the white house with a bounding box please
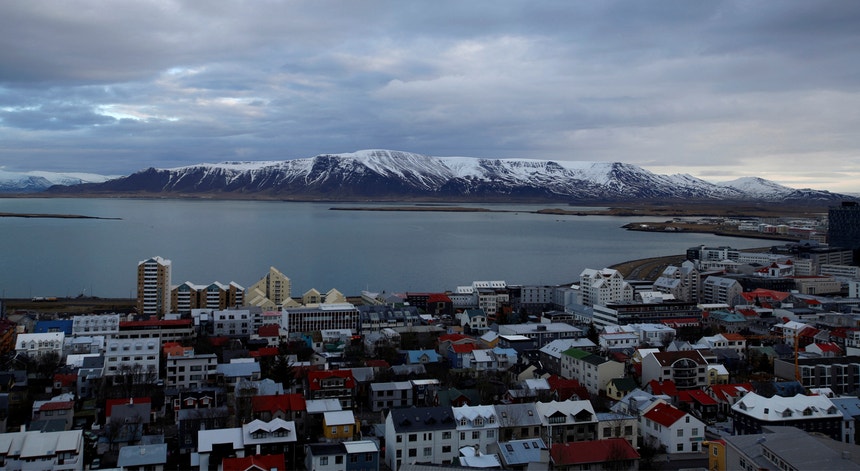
[16,332,65,360]
[384,406,459,470]
[640,400,706,454]
[452,404,500,455]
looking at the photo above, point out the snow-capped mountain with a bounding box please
[0,170,117,193]
[40,149,854,203]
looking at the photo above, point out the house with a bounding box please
[16,331,65,360]
[534,400,598,445]
[731,392,843,440]
[550,438,640,471]
[606,378,638,401]
[194,428,246,470]
[384,406,458,470]
[223,454,287,471]
[641,400,706,454]
[494,403,543,441]
[539,338,599,376]
[307,369,357,409]
[0,429,83,471]
[118,443,168,471]
[323,410,357,441]
[640,350,709,389]
[559,348,625,396]
[708,363,730,385]
[369,381,413,412]
[305,441,380,471]
[707,383,755,415]
[458,309,489,334]
[489,438,549,470]
[596,412,639,449]
[405,349,442,365]
[806,342,843,357]
[452,404,500,455]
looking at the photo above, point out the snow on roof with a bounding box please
[732,392,841,421]
[324,410,355,426]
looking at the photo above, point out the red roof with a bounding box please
[721,333,746,341]
[644,402,686,427]
[648,380,678,397]
[811,342,842,353]
[258,324,280,337]
[438,333,470,343]
[427,293,452,303]
[680,389,718,406]
[307,369,355,391]
[451,344,478,354]
[710,383,754,401]
[365,359,390,368]
[250,347,279,358]
[251,394,306,414]
[740,288,791,302]
[105,397,151,416]
[40,400,74,411]
[550,439,639,465]
[222,454,286,471]
[53,373,77,387]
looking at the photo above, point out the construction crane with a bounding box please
[742,329,802,384]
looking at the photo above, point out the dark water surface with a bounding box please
[0,198,767,298]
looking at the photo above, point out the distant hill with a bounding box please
[33,149,857,204]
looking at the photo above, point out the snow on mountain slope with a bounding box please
[38,149,857,203]
[0,170,118,193]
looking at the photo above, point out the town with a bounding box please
[3,202,860,471]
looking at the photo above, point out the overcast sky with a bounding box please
[2,1,859,193]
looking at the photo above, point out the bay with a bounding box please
[0,198,769,299]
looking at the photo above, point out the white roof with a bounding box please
[472,349,494,362]
[343,440,379,454]
[324,410,356,426]
[197,428,243,453]
[305,399,344,413]
[732,392,841,421]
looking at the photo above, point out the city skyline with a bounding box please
[2,1,860,193]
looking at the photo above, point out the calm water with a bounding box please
[0,198,768,299]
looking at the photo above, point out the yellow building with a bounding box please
[246,266,299,310]
[323,410,357,441]
[702,439,726,471]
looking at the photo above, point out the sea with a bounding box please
[0,198,771,299]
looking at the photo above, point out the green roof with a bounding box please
[561,348,591,359]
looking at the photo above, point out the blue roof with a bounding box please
[406,349,441,363]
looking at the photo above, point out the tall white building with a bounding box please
[137,256,172,317]
[579,268,634,307]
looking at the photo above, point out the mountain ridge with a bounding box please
[28,149,857,204]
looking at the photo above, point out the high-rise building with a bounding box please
[137,256,172,317]
[246,266,297,310]
[828,201,860,263]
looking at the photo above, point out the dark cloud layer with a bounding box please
[1,0,859,192]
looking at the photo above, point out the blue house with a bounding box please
[405,349,441,365]
[34,319,73,335]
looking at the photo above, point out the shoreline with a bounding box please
[0,212,121,220]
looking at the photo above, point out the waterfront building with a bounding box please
[246,266,298,310]
[136,256,172,317]
[281,303,360,335]
[171,281,245,314]
[654,261,700,303]
[579,268,634,307]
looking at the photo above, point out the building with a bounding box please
[559,348,625,396]
[246,266,296,310]
[117,443,168,471]
[72,314,120,338]
[654,261,701,303]
[715,425,860,471]
[307,370,357,410]
[641,400,706,454]
[829,202,860,263]
[592,300,702,328]
[549,438,639,471]
[534,400,597,447]
[0,429,84,471]
[369,381,414,412]
[640,351,709,390]
[579,268,634,307]
[103,337,160,384]
[165,352,218,390]
[701,276,743,306]
[171,281,245,314]
[16,331,65,360]
[137,256,172,317]
[731,392,843,440]
[282,303,360,335]
[323,410,357,441]
[452,404,500,455]
[306,441,380,471]
[498,323,583,348]
[776,356,860,395]
[384,406,459,470]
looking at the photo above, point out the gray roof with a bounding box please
[497,438,547,466]
[725,426,860,470]
[117,443,168,467]
[494,403,542,428]
[389,406,456,433]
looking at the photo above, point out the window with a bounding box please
[331,427,337,435]
[344,425,350,433]
[677,443,684,452]
[335,456,343,464]
[443,446,451,453]
[320,457,328,465]
[472,431,480,440]
[408,433,417,442]
[692,427,699,436]
[424,447,432,457]
[677,429,684,437]
[442,431,452,440]
[408,449,417,457]
[487,430,494,438]
[713,447,719,456]
[350,455,358,463]
[460,432,466,440]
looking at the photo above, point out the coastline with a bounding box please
[0,212,121,220]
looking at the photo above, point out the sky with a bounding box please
[1,1,860,193]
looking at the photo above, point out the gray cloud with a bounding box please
[1,0,859,192]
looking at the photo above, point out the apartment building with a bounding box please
[654,261,700,302]
[16,332,65,360]
[777,356,860,394]
[137,256,172,317]
[72,314,120,337]
[534,400,598,446]
[165,352,218,390]
[0,429,84,471]
[731,392,843,440]
[245,266,297,310]
[281,303,360,335]
[384,406,459,470]
[559,348,625,396]
[701,276,743,306]
[116,318,194,343]
[579,268,634,307]
[171,281,245,314]
[104,337,160,384]
[640,351,709,390]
